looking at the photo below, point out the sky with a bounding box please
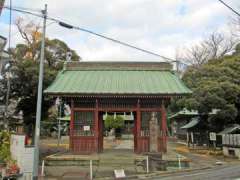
[0,0,239,61]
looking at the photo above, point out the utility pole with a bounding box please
[3,0,11,131]
[32,4,47,180]
[3,70,10,130]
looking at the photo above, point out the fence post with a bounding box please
[90,159,93,180]
[177,154,181,170]
[41,160,45,177]
[146,156,149,173]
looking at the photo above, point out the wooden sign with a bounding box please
[114,169,126,178]
[83,125,90,131]
[209,132,216,141]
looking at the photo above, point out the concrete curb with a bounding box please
[95,166,213,179]
[136,166,212,179]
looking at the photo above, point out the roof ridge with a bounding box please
[64,61,173,71]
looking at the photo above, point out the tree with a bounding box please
[173,45,240,132]
[0,0,5,15]
[0,130,11,163]
[14,18,80,66]
[104,115,124,130]
[182,32,237,67]
[1,18,81,131]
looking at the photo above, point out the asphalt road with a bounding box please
[152,164,240,180]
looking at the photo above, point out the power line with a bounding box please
[217,0,240,17]
[54,20,176,62]
[7,5,41,12]
[2,5,44,18]
[47,15,177,62]
[2,5,179,63]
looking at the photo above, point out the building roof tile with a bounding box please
[45,62,192,96]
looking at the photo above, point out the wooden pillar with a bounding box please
[135,99,141,153]
[94,99,99,152]
[161,101,167,153]
[70,98,74,150]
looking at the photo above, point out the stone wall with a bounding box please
[223,146,240,159]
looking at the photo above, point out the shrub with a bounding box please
[0,130,11,163]
[104,115,124,130]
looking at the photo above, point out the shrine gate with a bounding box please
[45,61,191,154]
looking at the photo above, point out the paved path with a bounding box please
[168,141,224,168]
[152,164,240,180]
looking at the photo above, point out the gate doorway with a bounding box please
[98,111,136,152]
[69,98,168,154]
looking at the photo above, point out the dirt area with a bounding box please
[172,141,240,169]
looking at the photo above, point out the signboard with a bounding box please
[209,132,216,141]
[114,169,126,178]
[83,125,90,131]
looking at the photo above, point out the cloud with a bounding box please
[0,0,239,61]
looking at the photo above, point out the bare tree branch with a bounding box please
[14,17,42,60]
[181,32,237,68]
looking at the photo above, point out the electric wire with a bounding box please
[48,17,177,62]
[2,5,44,18]
[8,5,41,12]
[1,5,186,64]
[2,5,176,62]
[217,0,240,17]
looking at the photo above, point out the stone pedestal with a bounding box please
[144,152,167,171]
[147,112,167,171]
[149,112,159,152]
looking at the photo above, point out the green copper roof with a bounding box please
[45,62,191,96]
[169,108,220,120]
[181,118,200,129]
[169,109,199,120]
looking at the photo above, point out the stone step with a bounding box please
[45,159,99,166]
[99,159,135,164]
[62,172,89,180]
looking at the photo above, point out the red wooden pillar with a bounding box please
[161,101,167,152]
[135,99,141,153]
[70,98,74,150]
[94,99,100,152]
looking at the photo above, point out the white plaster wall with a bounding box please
[223,146,240,159]
[10,135,34,177]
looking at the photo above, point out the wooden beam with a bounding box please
[70,98,74,150]
[161,101,167,152]
[98,108,162,112]
[140,108,162,112]
[94,99,99,152]
[99,108,137,112]
[136,99,141,153]
[137,99,141,137]
[73,108,95,111]
[95,99,99,137]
